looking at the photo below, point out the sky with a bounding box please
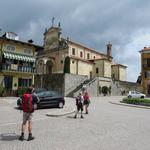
[1,0,150,82]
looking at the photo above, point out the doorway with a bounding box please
[46,60,53,74]
[4,76,12,90]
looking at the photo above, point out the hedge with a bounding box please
[122,97,150,106]
[17,88,28,97]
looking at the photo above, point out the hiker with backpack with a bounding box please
[83,91,90,114]
[19,88,39,141]
[74,92,84,119]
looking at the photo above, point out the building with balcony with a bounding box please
[0,32,42,95]
[140,47,150,95]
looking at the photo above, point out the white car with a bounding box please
[128,91,145,98]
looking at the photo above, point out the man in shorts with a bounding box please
[74,92,84,119]
[19,88,39,141]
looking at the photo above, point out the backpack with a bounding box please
[76,96,83,106]
[21,93,34,113]
[83,95,90,104]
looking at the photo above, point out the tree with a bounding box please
[102,86,108,96]
[63,56,70,73]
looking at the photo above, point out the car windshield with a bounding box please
[37,91,61,97]
[51,91,61,96]
[136,91,140,94]
[34,88,47,93]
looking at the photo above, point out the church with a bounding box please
[35,23,127,96]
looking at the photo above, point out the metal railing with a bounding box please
[73,77,98,97]
[2,64,34,73]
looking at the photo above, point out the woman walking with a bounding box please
[83,92,90,114]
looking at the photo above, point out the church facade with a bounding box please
[36,25,127,84]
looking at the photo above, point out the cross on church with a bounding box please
[51,17,55,27]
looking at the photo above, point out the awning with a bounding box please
[3,52,35,62]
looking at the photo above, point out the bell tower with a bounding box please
[44,21,62,51]
[106,42,112,57]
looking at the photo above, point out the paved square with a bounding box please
[0,96,150,150]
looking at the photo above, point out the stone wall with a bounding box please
[73,77,99,97]
[35,74,142,97]
[64,73,88,96]
[111,80,142,96]
[34,73,88,96]
[34,73,65,95]
[118,81,142,94]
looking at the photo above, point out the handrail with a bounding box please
[73,77,98,96]
[65,75,88,94]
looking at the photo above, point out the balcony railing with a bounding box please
[2,64,34,73]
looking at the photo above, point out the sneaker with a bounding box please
[27,135,34,141]
[19,135,24,141]
[81,116,84,119]
[74,115,77,119]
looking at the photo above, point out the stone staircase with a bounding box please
[72,77,98,97]
[66,78,91,97]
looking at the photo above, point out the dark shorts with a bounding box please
[77,104,83,111]
[84,100,89,105]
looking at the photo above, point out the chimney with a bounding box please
[106,42,112,57]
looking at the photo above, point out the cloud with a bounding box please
[114,28,150,81]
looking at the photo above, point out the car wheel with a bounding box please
[58,102,64,108]
[141,96,144,99]
[128,96,131,98]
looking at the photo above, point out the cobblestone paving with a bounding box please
[1,96,150,150]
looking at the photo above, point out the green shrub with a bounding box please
[122,97,150,106]
[102,86,108,96]
[63,56,70,73]
[17,87,28,97]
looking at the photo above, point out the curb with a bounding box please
[46,109,76,117]
[109,101,150,109]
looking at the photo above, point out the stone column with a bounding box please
[43,59,48,74]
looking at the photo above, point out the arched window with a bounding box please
[80,51,83,58]
[46,60,53,74]
[37,60,44,74]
